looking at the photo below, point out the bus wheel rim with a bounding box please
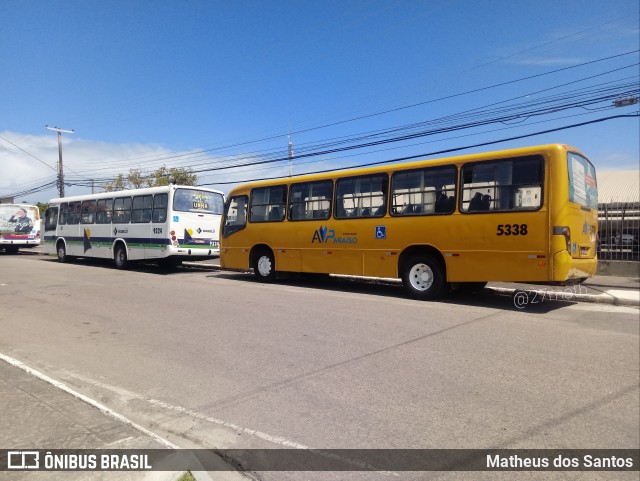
[58,246,64,258]
[409,263,433,291]
[257,256,272,276]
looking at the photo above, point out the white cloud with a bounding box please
[0,132,57,189]
[0,131,350,203]
[0,131,177,202]
[598,151,640,172]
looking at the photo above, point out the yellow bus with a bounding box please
[220,144,598,299]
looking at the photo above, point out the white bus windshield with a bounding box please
[173,188,224,215]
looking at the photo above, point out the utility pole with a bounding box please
[288,123,294,177]
[45,125,74,197]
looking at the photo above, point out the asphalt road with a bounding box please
[1,252,638,481]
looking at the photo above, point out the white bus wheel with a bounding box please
[114,245,128,269]
[57,243,67,263]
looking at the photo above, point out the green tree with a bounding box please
[128,168,145,188]
[103,173,127,192]
[36,202,48,217]
[148,166,197,187]
[102,167,197,192]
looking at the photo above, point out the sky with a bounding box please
[1,0,638,203]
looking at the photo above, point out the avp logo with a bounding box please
[311,225,335,243]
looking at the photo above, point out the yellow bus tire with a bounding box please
[253,248,276,282]
[402,255,446,300]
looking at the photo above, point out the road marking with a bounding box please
[606,289,640,302]
[62,372,399,475]
[63,371,310,449]
[0,354,397,475]
[0,354,228,480]
[0,352,177,449]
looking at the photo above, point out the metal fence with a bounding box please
[597,202,640,261]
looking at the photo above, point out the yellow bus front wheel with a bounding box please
[252,248,276,282]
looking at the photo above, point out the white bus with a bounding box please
[43,185,225,268]
[0,203,41,253]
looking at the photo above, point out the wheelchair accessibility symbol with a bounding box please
[375,226,386,239]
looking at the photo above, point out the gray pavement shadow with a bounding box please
[0,249,42,257]
[211,272,570,314]
[37,255,208,276]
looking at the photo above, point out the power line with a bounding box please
[4,51,637,199]
[188,84,639,175]
[3,179,58,199]
[61,80,638,190]
[65,72,639,181]
[50,49,640,177]
[59,107,637,194]
[198,113,639,186]
[0,135,57,172]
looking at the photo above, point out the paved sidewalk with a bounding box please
[0,354,254,481]
[0,357,183,481]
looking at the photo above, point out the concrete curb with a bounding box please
[486,286,640,307]
[182,264,640,307]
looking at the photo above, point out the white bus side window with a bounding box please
[96,199,113,224]
[59,203,68,225]
[67,202,81,225]
[152,194,168,223]
[132,195,152,223]
[113,197,132,223]
[81,200,96,224]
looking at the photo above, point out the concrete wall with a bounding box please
[597,260,640,278]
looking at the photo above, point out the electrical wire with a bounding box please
[197,113,640,186]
